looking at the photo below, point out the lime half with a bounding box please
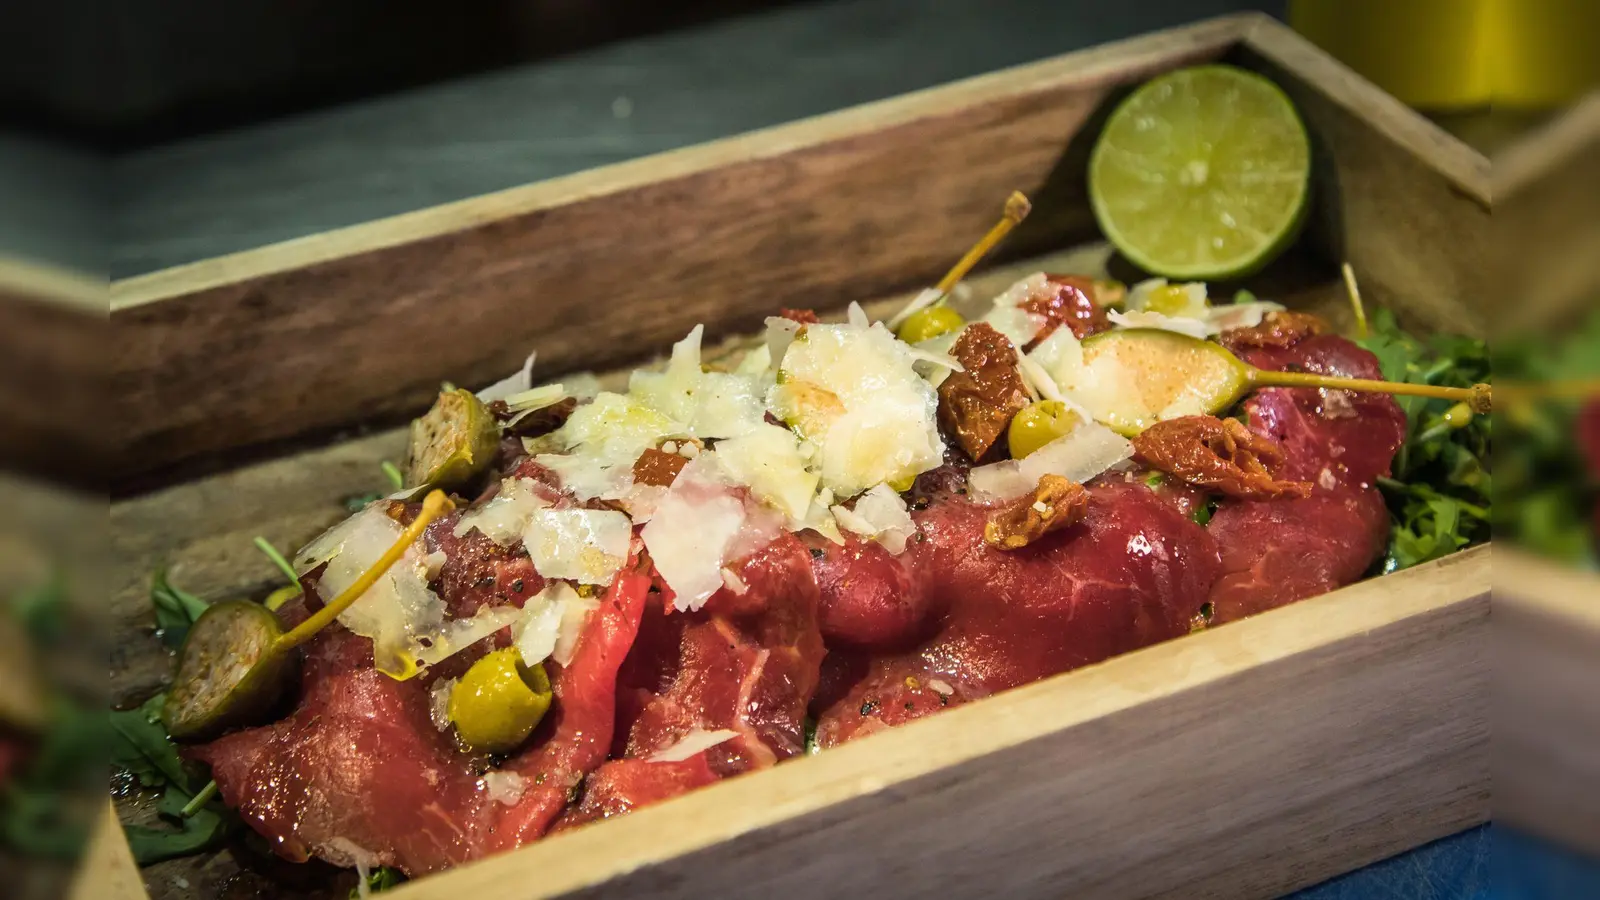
[1089,65,1311,280]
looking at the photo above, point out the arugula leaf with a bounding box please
[803,717,820,756]
[124,783,231,865]
[151,570,209,649]
[351,866,405,898]
[109,694,192,790]
[1356,310,1491,573]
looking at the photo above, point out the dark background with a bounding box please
[0,0,1287,277]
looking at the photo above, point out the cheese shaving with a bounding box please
[968,422,1134,502]
[513,582,598,667]
[476,351,536,402]
[831,483,916,555]
[886,287,946,331]
[481,771,527,806]
[641,455,783,610]
[523,507,632,585]
[648,728,740,763]
[453,477,550,542]
[293,505,445,677]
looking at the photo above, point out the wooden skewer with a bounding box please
[935,191,1032,292]
[276,490,454,651]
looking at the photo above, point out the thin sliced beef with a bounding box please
[483,562,651,853]
[1236,334,1407,488]
[190,553,650,875]
[816,481,1218,745]
[1201,337,1402,624]
[187,624,485,874]
[804,532,930,651]
[1205,487,1390,624]
[618,533,825,777]
[551,754,718,832]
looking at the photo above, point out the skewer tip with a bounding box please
[1004,191,1032,223]
[1468,383,1492,415]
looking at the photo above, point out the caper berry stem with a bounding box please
[1247,368,1490,411]
[276,490,455,651]
[934,191,1031,293]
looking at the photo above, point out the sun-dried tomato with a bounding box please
[487,396,578,438]
[632,447,687,488]
[779,308,820,324]
[1131,416,1312,500]
[984,474,1090,550]
[1218,310,1327,352]
[937,322,1031,462]
[1021,274,1113,345]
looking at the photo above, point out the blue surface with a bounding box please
[1291,825,1600,899]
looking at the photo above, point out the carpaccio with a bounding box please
[186,296,1406,877]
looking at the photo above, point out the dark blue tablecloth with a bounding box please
[1292,825,1600,900]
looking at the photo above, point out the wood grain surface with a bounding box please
[0,259,107,487]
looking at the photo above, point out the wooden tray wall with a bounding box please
[107,13,1487,490]
[94,13,1510,900]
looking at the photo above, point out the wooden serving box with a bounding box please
[95,13,1503,900]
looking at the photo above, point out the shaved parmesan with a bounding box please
[1127,279,1209,318]
[481,771,527,806]
[968,421,1133,502]
[630,325,704,423]
[770,322,944,498]
[886,287,945,331]
[477,351,536,402]
[641,455,782,611]
[712,423,819,522]
[411,604,523,669]
[846,301,871,329]
[503,383,571,429]
[735,343,772,375]
[1108,309,1212,339]
[981,273,1052,346]
[539,391,685,498]
[513,582,598,667]
[1205,300,1287,332]
[983,304,1047,348]
[524,507,632,585]
[832,483,915,555]
[429,677,456,731]
[453,477,550,542]
[764,316,803,364]
[293,505,444,677]
[691,371,767,439]
[649,728,739,763]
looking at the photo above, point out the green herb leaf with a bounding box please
[351,866,406,898]
[1358,310,1491,573]
[124,783,231,865]
[109,694,192,790]
[151,570,209,649]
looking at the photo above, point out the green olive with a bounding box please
[404,387,501,491]
[1007,400,1083,459]
[163,601,296,742]
[447,648,552,753]
[896,305,966,344]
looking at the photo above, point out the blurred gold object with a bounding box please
[1291,0,1599,110]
